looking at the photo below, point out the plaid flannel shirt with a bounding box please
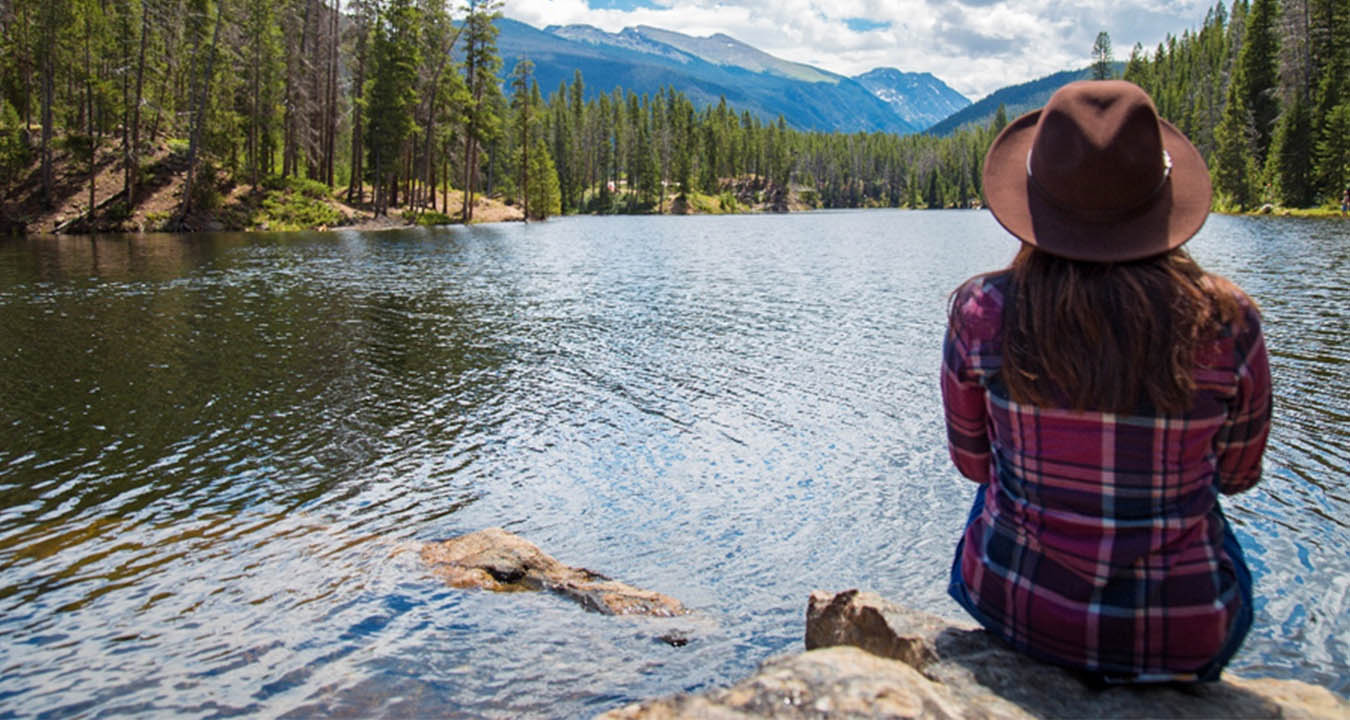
[942,271,1271,676]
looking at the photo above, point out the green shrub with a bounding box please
[408,210,453,226]
[288,176,330,199]
[190,161,221,211]
[166,138,190,157]
[104,201,132,222]
[253,181,341,231]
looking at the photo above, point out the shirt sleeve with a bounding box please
[1215,303,1272,495]
[942,281,992,483]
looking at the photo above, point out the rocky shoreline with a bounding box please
[427,529,1347,719]
[605,590,1348,719]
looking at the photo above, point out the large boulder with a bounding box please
[421,528,687,617]
[602,589,1347,719]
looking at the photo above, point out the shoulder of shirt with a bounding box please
[950,271,1010,339]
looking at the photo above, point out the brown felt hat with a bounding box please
[982,80,1211,262]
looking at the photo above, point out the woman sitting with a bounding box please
[943,81,1272,683]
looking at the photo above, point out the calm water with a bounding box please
[0,211,1346,717]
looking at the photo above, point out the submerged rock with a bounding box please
[420,528,686,617]
[603,589,1347,719]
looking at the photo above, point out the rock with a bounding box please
[603,589,1348,719]
[601,646,983,720]
[420,528,686,617]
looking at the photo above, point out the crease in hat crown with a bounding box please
[1027,83,1168,218]
[980,79,1212,263]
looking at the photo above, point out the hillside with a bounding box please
[499,19,922,134]
[0,138,523,235]
[926,62,1126,136]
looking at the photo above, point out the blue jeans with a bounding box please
[948,484,1253,683]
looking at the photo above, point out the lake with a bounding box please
[0,210,1346,717]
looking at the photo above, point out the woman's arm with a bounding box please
[942,282,994,483]
[1215,305,1272,495]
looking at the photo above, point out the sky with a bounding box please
[502,0,1220,100]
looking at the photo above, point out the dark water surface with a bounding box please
[0,211,1346,717]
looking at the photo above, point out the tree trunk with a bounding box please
[129,0,149,204]
[39,6,54,208]
[86,19,96,223]
[325,0,338,187]
[463,133,475,223]
[346,23,367,204]
[180,0,225,219]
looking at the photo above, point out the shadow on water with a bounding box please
[0,213,1346,716]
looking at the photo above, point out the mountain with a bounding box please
[495,19,923,134]
[625,25,836,84]
[926,62,1127,136]
[852,68,970,131]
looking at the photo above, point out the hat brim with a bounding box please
[981,110,1212,263]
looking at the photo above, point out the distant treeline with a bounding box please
[0,0,1343,227]
[1123,0,1348,210]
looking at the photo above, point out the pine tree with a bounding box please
[1091,32,1114,80]
[459,0,502,223]
[510,59,535,219]
[1266,92,1316,206]
[1214,65,1259,209]
[1309,0,1348,200]
[526,136,560,218]
[364,0,421,216]
[1238,0,1281,164]
[1314,102,1350,202]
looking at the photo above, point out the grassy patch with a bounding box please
[251,176,341,231]
[1216,204,1348,219]
[403,209,455,226]
[682,191,734,214]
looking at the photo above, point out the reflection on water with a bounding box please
[0,212,1346,717]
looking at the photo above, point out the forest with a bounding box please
[0,0,1345,233]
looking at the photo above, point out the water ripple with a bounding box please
[0,212,1346,717]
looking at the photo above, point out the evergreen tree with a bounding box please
[364,0,421,216]
[526,136,561,218]
[1309,0,1348,200]
[1238,0,1281,163]
[1214,65,1259,209]
[460,0,503,223]
[1266,92,1316,206]
[510,59,535,219]
[1314,102,1350,202]
[1092,31,1115,80]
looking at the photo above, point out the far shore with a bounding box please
[4,140,1343,238]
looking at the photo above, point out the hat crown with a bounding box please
[1028,81,1166,217]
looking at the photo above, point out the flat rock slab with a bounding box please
[421,527,686,617]
[603,589,1348,719]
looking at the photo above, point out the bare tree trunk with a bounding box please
[86,18,96,223]
[283,0,313,178]
[129,0,149,204]
[150,0,186,145]
[39,4,54,208]
[463,134,475,223]
[180,0,225,219]
[20,2,32,130]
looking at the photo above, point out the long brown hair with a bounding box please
[997,245,1246,414]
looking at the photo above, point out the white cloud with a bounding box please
[502,0,1215,99]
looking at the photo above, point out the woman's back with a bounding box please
[944,79,1272,682]
[943,269,1270,677]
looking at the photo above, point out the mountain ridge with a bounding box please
[500,19,929,133]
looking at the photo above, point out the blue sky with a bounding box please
[503,0,1220,99]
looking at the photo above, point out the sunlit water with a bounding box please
[0,211,1345,717]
